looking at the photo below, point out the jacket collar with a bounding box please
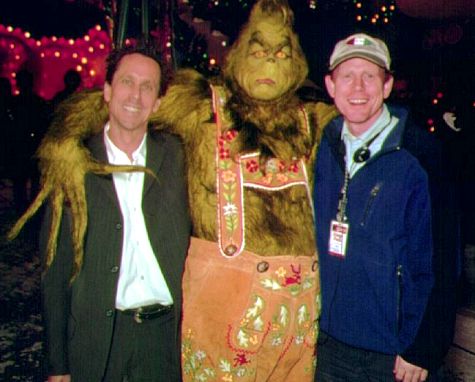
[324,104,409,169]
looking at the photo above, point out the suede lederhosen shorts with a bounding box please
[181,237,320,382]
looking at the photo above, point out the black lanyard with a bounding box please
[336,116,393,222]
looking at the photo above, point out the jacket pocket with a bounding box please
[360,182,383,226]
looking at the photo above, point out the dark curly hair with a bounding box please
[105,42,164,95]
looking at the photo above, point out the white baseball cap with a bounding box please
[329,33,391,71]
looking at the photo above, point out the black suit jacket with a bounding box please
[41,129,191,380]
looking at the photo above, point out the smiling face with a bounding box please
[325,58,393,136]
[103,53,161,137]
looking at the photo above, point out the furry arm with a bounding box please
[8,90,145,278]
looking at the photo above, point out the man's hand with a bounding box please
[47,375,71,382]
[393,355,428,382]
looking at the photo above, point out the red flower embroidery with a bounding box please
[288,161,300,173]
[219,148,230,159]
[246,160,259,173]
[225,129,238,142]
[234,352,251,367]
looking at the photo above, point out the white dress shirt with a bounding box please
[103,124,173,309]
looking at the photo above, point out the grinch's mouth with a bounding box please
[256,78,275,85]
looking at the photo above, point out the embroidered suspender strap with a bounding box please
[212,85,246,258]
[212,86,315,257]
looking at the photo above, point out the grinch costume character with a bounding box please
[9,0,336,381]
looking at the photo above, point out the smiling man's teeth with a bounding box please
[349,99,367,104]
[124,105,140,112]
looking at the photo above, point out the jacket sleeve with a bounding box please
[401,127,461,371]
[40,206,74,375]
[397,168,434,357]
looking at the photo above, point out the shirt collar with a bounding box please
[103,122,147,166]
[341,104,391,143]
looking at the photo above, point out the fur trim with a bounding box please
[8,89,150,280]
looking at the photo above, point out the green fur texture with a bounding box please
[8,89,152,279]
[9,0,338,279]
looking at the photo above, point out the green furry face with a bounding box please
[234,18,295,101]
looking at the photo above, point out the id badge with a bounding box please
[328,220,349,258]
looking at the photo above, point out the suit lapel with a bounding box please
[87,132,118,204]
[143,131,166,195]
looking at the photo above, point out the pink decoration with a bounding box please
[0,25,111,100]
[396,0,475,19]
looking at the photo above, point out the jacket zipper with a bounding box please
[360,182,382,226]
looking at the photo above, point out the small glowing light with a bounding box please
[221,41,227,47]
[72,52,79,58]
[69,39,75,45]
[15,54,20,60]
[427,118,434,125]
[125,39,131,45]
[11,72,16,78]
[356,2,362,8]
[14,89,20,95]
[84,35,91,41]
[381,6,387,12]
[371,17,377,23]
[24,32,31,38]
[166,41,172,48]
[436,92,443,98]
[36,41,42,46]
[81,57,88,64]
[51,36,57,42]
[9,43,15,49]
[54,51,61,57]
[7,26,13,32]
[210,58,216,65]
[89,69,96,76]
[356,15,363,21]
[76,65,83,72]
[384,17,389,23]
[99,43,105,49]
[88,47,94,53]
[429,126,435,133]
[390,4,396,10]
[432,99,438,105]
[472,101,475,108]
[40,52,45,58]
[375,13,380,19]
[95,25,101,31]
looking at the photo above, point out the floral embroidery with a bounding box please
[182,329,217,381]
[269,304,290,347]
[182,278,319,380]
[242,156,307,185]
[219,153,239,237]
[260,263,316,296]
[218,129,238,160]
[245,159,259,173]
[234,295,266,348]
[221,170,237,183]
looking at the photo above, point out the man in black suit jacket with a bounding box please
[41,44,190,381]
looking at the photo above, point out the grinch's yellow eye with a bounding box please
[275,50,289,59]
[252,50,267,59]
